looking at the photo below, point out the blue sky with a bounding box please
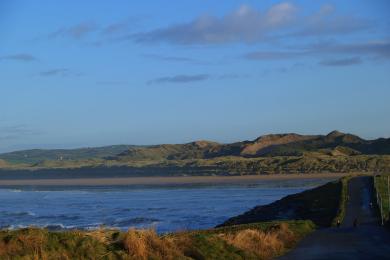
[0,0,389,152]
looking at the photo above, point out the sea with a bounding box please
[0,178,334,233]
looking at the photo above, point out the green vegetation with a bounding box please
[0,131,389,178]
[0,220,314,260]
[0,155,389,179]
[221,177,352,228]
[331,176,351,226]
[0,145,133,164]
[374,174,390,222]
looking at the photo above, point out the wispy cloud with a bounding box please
[101,21,129,36]
[319,57,362,66]
[147,73,250,85]
[132,3,297,45]
[244,40,390,62]
[44,4,372,48]
[39,68,83,77]
[245,51,304,60]
[292,4,372,37]
[49,22,98,39]
[148,74,211,84]
[0,53,37,62]
[130,3,370,45]
[217,73,250,80]
[143,54,196,63]
[48,18,137,43]
[313,41,390,59]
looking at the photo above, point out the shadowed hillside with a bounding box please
[219,179,345,227]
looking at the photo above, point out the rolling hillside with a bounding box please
[0,131,389,177]
[113,130,390,161]
[0,145,133,164]
[1,131,389,165]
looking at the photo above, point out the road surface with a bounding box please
[280,176,390,260]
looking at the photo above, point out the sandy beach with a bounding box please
[0,173,353,186]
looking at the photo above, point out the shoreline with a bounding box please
[0,173,353,186]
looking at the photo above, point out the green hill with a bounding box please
[0,145,133,164]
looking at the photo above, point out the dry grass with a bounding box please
[0,221,313,259]
[85,227,114,244]
[0,228,48,259]
[122,228,182,260]
[219,223,295,259]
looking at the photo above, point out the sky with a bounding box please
[0,0,389,152]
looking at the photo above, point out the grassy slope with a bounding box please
[374,174,390,222]
[331,176,350,226]
[220,177,350,228]
[0,220,314,260]
[0,145,132,164]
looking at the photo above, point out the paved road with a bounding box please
[279,176,390,260]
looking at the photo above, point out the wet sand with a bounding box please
[0,173,351,186]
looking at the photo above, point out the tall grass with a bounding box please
[122,229,181,260]
[374,174,390,223]
[0,221,314,260]
[331,176,351,226]
[220,223,294,259]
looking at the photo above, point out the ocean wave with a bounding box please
[113,217,160,226]
[0,211,36,217]
[44,224,69,230]
[0,188,23,193]
[37,214,80,221]
[83,223,105,230]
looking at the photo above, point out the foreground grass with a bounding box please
[374,174,390,222]
[331,176,351,226]
[0,220,314,260]
[221,176,352,228]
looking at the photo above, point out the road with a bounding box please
[279,176,390,260]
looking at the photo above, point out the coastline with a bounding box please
[0,173,352,186]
